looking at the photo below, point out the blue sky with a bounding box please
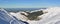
[0,0,60,8]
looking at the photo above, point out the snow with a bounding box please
[9,7,60,24]
[27,7,60,24]
[10,12,28,21]
[0,8,27,24]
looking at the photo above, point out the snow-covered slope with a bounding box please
[26,7,60,24]
[9,7,60,24]
[10,12,28,21]
[0,8,27,24]
[38,7,60,24]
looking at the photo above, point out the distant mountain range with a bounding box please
[1,8,46,12]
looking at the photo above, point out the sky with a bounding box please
[0,0,60,8]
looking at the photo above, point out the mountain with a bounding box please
[0,8,28,24]
[27,7,60,24]
[1,7,60,24]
